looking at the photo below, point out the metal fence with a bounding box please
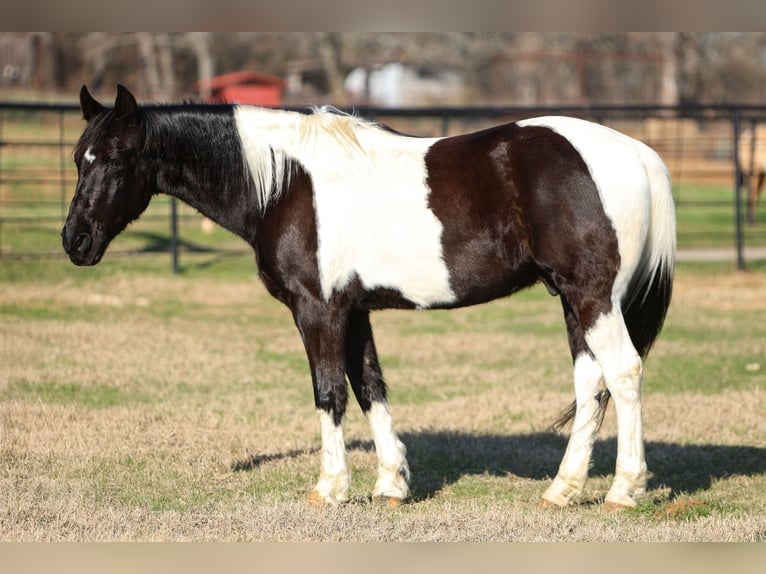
[2,100,766,271]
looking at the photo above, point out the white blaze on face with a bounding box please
[233,107,456,308]
[84,146,96,164]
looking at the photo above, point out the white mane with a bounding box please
[234,105,382,212]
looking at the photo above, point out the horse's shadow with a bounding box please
[233,430,766,502]
[130,230,213,254]
[397,431,766,502]
[126,230,249,270]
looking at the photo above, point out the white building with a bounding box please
[344,62,464,106]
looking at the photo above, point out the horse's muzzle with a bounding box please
[61,225,105,266]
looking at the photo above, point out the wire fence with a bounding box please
[1,100,766,271]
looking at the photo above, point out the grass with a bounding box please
[0,255,764,541]
[2,380,154,409]
[673,183,766,250]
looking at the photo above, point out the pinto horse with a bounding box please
[62,85,675,509]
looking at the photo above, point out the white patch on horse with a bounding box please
[233,108,294,212]
[367,402,410,500]
[584,307,647,507]
[542,353,605,506]
[84,146,96,164]
[517,116,652,302]
[313,410,350,504]
[234,106,456,308]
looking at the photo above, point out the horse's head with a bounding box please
[62,85,154,266]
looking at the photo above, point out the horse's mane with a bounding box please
[75,101,396,214]
[230,105,386,211]
[140,105,255,204]
[300,105,382,155]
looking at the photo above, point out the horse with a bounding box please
[62,85,675,510]
[737,124,766,224]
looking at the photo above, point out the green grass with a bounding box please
[673,183,766,250]
[1,380,154,409]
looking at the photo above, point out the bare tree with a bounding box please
[78,32,115,90]
[657,32,679,106]
[185,32,214,98]
[316,33,346,104]
[135,33,176,100]
[136,33,161,98]
[156,34,175,99]
[9,32,766,105]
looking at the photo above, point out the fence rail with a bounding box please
[2,100,766,271]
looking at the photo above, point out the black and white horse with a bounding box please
[62,85,675,509]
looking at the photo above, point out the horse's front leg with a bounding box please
[345,311,410,506]
[312,405,350,506]
[293,302,351,506]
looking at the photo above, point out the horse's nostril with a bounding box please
[73,233,92,254]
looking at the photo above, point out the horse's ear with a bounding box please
[114,84,139,120]
[80,85,105,122]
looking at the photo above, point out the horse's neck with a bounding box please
[148,108,262,242]
[148,106,359,242]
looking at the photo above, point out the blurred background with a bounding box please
[2,32,766,106]
[1,32,765,270]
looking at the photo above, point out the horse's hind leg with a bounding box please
[584,306,647,509]
[542,298,607,507]
[545,283,646,509]
[345,311,410,505]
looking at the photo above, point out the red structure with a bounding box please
[196,71,285,105]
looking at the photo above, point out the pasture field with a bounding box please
[0,254,765,541]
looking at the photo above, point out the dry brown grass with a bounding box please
[1,261,765,541]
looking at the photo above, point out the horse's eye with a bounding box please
[111,158,123,169]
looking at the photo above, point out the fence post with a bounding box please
[746,118,758,224]
[732,111,746,271]
[170,197,179,273]
[59,109,67,221]
[0,109,4,256]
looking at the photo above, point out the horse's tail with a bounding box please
[552,143,676,433]
[622,143,676,359]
